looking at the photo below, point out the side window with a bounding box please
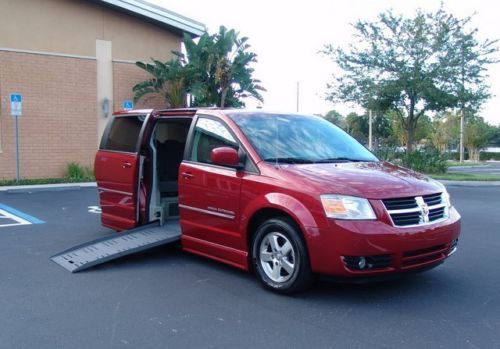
[190,117,238,164]
[101,115,145,152]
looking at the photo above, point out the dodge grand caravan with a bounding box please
[95,109,461,293]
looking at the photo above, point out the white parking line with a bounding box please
[0,208,31,227]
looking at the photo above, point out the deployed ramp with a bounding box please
[51,220,181,273]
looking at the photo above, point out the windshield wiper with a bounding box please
[263,157,315,164]
[315,157,370,163]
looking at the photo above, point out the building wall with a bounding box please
[113,61,166,111]
[0,0,185,179]
[0,0,182,61]
[0,51,97,179]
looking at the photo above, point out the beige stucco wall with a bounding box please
[0,0,181,61]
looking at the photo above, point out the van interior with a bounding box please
[148,118,192,224]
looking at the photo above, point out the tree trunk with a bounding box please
[220,87,228,108]
[406,122,415,152]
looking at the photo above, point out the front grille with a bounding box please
[382,193,448,227]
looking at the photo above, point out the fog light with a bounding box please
[358,256,367,269]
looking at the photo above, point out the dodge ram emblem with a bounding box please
[415,196,430,223]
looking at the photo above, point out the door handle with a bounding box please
[122,162,132,169]
[181,172,194,179]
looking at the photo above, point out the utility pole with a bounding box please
[296,81,300,113]
[368,109,373,151]
[459,108,465,163]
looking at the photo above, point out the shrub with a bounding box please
[375,145,448,174]
[480,152,500,161]
[401,147,448,174]
[65,162,94,181]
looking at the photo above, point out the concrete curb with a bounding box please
[2,180,500,193]
[439,180,500,187]
[0,182,97,193]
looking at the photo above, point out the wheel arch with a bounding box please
[243,192,319,262]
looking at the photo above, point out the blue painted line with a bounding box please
[0,203,45,224]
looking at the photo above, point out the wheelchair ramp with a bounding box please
[51,220,181,273]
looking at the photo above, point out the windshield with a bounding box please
[228,112,378,163]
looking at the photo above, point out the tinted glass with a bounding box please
[103,115,145,152]
[191,118,238,164]
[228,112,377,163]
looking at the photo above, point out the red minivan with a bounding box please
[95,108,460,293]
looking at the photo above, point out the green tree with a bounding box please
[133,58,187,108]
[345,112,368,143]
[177,26,265,107]
[465,116,491,161]
[323,110,345,128]
[134,26,265,108]
[388,112,432,147]
[430,112,460,153]
[489,125,500,147]
[322,7,498,152]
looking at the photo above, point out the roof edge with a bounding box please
[96,0,206,36]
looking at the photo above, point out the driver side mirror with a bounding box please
[210,147,243,169]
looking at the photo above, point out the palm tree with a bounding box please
[134,25,265,108]
[133,58,187,108]
[179,26,265,107]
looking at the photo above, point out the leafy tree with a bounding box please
[388,112,432,147]
[133,58,187,108]
[345,112,368,143]
[430,112,460,153]
[322,6,498,151]
[134,25,265,108]
[373,113,392,143]
[323,110,345,128]
[176,26,265,107]
[489,125,500,147]
[465,116,491,161]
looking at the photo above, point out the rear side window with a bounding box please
[101,115,145,152]
[190,117,238,164]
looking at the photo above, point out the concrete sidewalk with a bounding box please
[1,180,500,193]
[0,182,96,193]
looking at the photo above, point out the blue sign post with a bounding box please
[10,94,23,182]
[122,100,134,111]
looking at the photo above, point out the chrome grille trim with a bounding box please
[382,193,449,228]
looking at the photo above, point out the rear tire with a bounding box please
[252,218,313,294]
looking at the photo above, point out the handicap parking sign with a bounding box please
[10,93,23,116]
[122,100,134,111]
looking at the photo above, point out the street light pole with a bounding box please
[368,109,373,151]
[459,109,465,163]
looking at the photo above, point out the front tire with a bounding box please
[252,218,313,294]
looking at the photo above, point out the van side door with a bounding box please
[94,114,148,231]
[178,116,246,266]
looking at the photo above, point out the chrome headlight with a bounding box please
[320,195,376,220]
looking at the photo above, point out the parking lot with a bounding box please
[0,185,499,348]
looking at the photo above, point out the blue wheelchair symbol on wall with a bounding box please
[122,100,134,110]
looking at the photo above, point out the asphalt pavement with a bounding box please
[0,185,499,348]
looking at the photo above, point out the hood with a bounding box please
[278,161,443,199]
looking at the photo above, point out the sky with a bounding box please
[151,0,500,126]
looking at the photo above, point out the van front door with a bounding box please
[94,114,148,231]
[179,116,246,267]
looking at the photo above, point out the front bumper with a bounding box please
[305,207,461,277]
